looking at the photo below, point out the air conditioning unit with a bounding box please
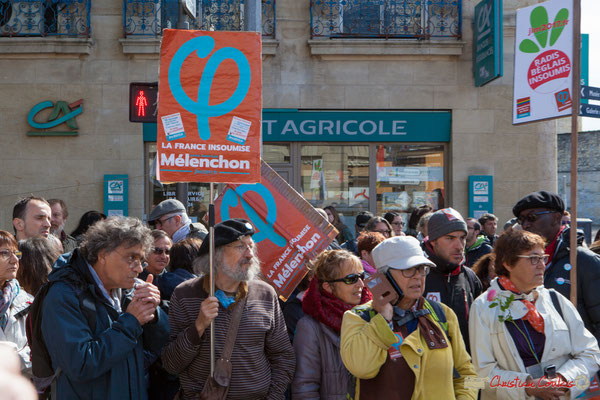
[125,0,162,36]
[0,1,43,36]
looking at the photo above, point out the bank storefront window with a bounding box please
[145,142,211,222]
[300,144,369,228]
[376,144,446,223]
[263,110,451,236]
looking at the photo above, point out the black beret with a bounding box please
[198,218,255,256]
[512,190,565,217]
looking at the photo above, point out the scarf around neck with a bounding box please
[302,276,372,334]
[498,276,544,333]
[0,280,19,331]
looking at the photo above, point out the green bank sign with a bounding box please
[473,0,503,87]
[143,110,451,142]
[262,110,450,142]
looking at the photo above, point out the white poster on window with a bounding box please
[310,159,324,190]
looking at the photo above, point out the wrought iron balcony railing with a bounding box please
[124,0,275,38]
[311,0,461,39]
[0,0,91,37]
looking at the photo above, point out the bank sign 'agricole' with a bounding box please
[513,0,573,124]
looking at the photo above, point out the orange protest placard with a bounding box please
[157,29,262,183]
[214,161,339,299]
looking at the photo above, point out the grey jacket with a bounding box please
[292,315,353,400]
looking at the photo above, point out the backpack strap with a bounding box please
[548,289,564,322]
[423,299,461,379]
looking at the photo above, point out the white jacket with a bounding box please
[0,284,33,373]
[469,278,600,399]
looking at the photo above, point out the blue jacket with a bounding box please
[41,249,169,399]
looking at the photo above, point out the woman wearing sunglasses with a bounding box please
[292,250,372,399]
[469,230,600,400]
[340,236,478,400]
[0,230,34,374]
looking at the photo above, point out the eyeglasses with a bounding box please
[115,250,148,269]
[0,250,21,261]
[227,241,255,254]
[517,254,549,266]
[155,215,174,226]
[400,265,431,278]
[325,272,365,285]
[375,230,391,236]
[517,210,558,225]
[152,247,170,256]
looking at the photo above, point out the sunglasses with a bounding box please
[517,210,558,225]
[152,247,170,255]
[325,272,365,285]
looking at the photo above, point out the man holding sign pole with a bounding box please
[161,219,295,399]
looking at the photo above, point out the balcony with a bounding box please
[123,0,276,38]
[310,0,461,39]
[0,0,90,37]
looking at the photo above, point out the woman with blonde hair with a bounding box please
[292,250,371,399]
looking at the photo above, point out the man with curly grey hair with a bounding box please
[39,217,169,399]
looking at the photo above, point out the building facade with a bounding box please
[0,0,559,234]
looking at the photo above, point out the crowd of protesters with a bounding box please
[1,190,600,399]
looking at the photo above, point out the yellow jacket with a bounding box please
[340,300,478,400]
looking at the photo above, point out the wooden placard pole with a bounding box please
[208,182,216,376]
[569,0,581,306]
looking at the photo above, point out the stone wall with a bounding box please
[557,131,600,225]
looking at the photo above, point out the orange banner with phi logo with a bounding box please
[214,161,339,299]
[157,29,262,183]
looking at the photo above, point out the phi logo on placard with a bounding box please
[168,36,251,141]
[220,184,286,247]
[426,292,441,302]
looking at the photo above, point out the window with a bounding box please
[310,0,461,39]
[300,144,370,229]
[376,144,445,223]
[145,143,211,222]
[123,0,276,38]
[0,0,90,37]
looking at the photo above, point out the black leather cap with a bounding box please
[512,190,565,217]
[198,218,255,256]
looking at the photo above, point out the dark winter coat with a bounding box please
[41,250,169,399]
[422,241,483,353]
[545,227,600,341]
[465,235,493,268]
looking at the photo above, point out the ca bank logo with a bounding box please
[27,99,83,136]
[220,184,286,248]
[168,36,251,141]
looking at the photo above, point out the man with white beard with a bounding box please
[161,219,295,399]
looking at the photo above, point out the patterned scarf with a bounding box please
[0,280,19,331]
[498,276,544,333]
[302,277,372,334]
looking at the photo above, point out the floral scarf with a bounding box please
[302,277,372,334]
[0,279,19,331]
[498,276,544,333]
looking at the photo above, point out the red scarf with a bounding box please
[498,276,544,334]
[545,226,566,264]
[302,277,372,334]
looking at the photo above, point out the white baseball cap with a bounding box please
[372,236,435,273]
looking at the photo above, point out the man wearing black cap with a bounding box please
[513,190,600,340]
[422,207,482,352]
[161,219,295,399]
[147,199,207,243]
[341,211,374,255]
